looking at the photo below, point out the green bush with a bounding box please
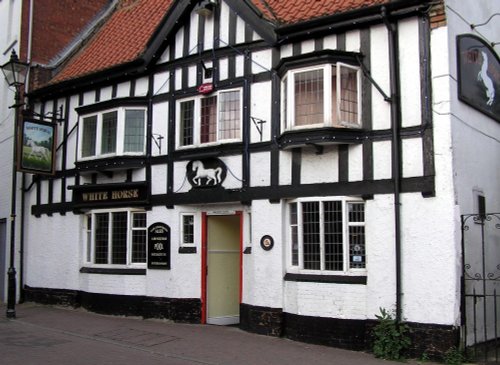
[443,347,465,365]
[372,308,411,361]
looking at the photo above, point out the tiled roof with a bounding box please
[251,0,389,24]
[49,0,390,86]
[51,0,173,84]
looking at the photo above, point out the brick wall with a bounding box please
[20,0,111,89]
[429,1,446,29]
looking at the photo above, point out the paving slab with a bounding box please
[0,302,445,365]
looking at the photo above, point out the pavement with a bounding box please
[0,302,442,365]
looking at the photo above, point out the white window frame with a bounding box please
[282,63,362,131]
[176,88,243,148]
[84,208,147,267]
[78,107,147,161]
[287,197,366,276]
[180,213,196,247]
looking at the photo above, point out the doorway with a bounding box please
[202,213,242,325]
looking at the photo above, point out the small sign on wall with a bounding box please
[147,222,171,270]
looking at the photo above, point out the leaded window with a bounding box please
[86,210,146,265]
[289,198,365,273]
[282,63,361,130]
[177,89,242,147]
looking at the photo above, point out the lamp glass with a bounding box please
[1,51,28,87]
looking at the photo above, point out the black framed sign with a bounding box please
[457,34,500,122]
[18,119,57,175]
[147,222,171,270]
[71,182,149,209]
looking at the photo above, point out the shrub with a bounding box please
[372,307,411,361]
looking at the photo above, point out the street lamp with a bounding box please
[1,49,29,319]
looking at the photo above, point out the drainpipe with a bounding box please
[381,6,403,323]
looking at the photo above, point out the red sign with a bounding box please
[198,83,214,94]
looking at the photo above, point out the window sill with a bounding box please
[75,156,146,174]
[80,267,146,275]
[278,127,365,150]
[284,273,366,285]
[178,246,197,254]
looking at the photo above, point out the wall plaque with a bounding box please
[186,158,227,189]
[147,222,171,270]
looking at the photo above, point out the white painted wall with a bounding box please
[443,0,500,340]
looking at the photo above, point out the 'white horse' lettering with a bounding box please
[192,160,222,186]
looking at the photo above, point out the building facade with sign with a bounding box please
[16,0,499,358]
[0,0,112,304]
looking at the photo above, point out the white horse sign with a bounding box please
[186,158,227,189]
[457,34,500,122]
[18,119,57,175]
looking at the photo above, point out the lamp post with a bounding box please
[1,50,29,319]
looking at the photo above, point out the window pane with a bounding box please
[131,212,146,263]
[133,212,147,228]
[349,202,365,222]
[349,226,365,269]
[101,111,117,154]
[124,110,145,152]
[302,201,320,270]
[290,203,298,266]
[339,66,359,125]
[86,215,92,262]
[324,201,344,271]
[95,213,109,264]
[132,230,146,263]
[200,96,217,143]
[182,215,194,244]
[283,76,288,129]
[331,65,338,125]
[349,203,365,269]
[111,212,127,264]
[219,91,240,140]
[295,69,324,126]
[180,100,194,146]
[82,116,97,157]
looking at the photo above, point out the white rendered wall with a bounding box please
[443,0,500,338]
[243,200,283,308]
[25,214,83,291]
[444,0,500,214]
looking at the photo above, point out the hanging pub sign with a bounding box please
[186,158,227,189]
[18,119,57,175]
[457,34,500,122]
[147,222,171,270]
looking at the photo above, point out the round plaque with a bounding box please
[260,235,274,251]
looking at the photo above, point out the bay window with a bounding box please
[178,89,242,147]
[282,63,361,130]
[85,210,146,266]
[79,107,146,160]
[289,198,365,274]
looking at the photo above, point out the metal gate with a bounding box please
[461,213,500,364]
